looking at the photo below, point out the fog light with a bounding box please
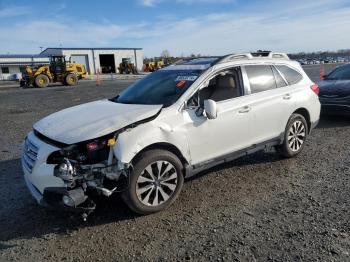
[62,188,87,207]
[62,195,75,207]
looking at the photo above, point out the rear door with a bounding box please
[242,64,294,144]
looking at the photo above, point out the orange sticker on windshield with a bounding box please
[176,80,186,87]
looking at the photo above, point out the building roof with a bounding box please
[0,54,47,59]
[41,47,143,54]
[0,61,49,65]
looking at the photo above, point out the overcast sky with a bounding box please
[0,0,349,57]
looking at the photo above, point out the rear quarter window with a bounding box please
[276,65,303,85]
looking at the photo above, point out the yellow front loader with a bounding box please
[20,55,88,88]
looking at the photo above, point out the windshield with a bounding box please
[115,69,203,107]
[326,65,350,80]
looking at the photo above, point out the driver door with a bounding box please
[182,68,255,166]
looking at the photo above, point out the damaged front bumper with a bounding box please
[43,187,96,214]
[21,131,130,218]
[24,167,96,215]
[24,174,48,206]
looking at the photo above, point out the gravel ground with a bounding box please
[0,65,349,261]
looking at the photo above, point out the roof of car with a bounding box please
[181,57,221,65]
[162,52,292,71]
[178,52,290,66]
[219,52,290,63]
[161,57,221,71]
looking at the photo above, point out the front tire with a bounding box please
[65,74,78,86]
[122,149,184,215]
[34,74,49,88]
[277,113,308,158]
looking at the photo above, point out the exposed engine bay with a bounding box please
[44,134,130,220]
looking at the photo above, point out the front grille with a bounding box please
[22,137,39,173]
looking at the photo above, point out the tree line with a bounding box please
[289,49,350,59]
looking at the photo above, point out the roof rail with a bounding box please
[219,51,290,63]
[268,53,290,59]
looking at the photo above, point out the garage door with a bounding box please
[70,55,90,74]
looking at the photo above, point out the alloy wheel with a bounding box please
[288,120,306,152]
[136,161,178,207]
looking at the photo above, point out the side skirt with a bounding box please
[185,136,283,178]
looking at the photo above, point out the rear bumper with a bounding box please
[321,104,350,116]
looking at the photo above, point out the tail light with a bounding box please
[310,84,319,95]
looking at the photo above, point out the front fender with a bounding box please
[114,120,191,164]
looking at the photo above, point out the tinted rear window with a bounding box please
[276,65,303,85]
[245,65,277,93]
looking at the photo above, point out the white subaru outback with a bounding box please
[22,51,321,216]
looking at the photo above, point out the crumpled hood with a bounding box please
[34,100,162,145]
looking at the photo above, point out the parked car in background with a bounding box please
[22,51,321,218]
[318,63,350,115]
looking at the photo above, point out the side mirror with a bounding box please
[204,99,217,119]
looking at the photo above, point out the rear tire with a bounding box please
[65,74,78,86]
[121,149,184,215]
[277,113,308,158]
[34,74,49,88]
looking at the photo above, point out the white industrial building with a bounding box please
[40,47,144,75]
[0,47,144,80]
[0,55,49,80]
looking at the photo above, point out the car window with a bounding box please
[201,67,242,103]
[245,65,277,93]
[272,66,287,88]
[115,69,204,107]
[327,65,350,80]
[186,67,243,107]
[275,65,303,85]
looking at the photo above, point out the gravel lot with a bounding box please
[0,65,349,261]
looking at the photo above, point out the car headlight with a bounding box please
[54,158,76,182]
[47,136,117,165]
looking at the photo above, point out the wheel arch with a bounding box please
[293,108,311,133]
[130,142,189,174]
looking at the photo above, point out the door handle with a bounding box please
[238,106,251,113]
[283,94,291,100]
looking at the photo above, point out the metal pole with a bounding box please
[134,49,138,73]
